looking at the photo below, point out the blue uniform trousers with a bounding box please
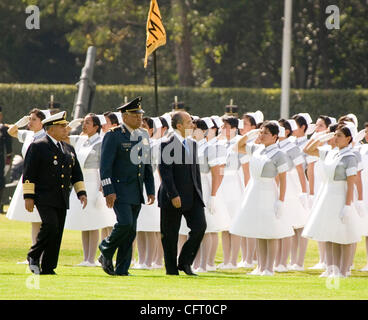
[99,200,141,275]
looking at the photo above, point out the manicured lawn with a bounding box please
[1,215,368,300]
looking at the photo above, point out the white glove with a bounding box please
[245,129,261,141]
[275,200,284,219]
[310,130,327,140]
[355,200,367,218]
[308,194,315,210]
[317,132,335,143]
[299,193,308,210]
[207,196,216,215]
[68,118,83,130]
[354,129,366,143]
[15,116,30,128]
[340,205,352,224]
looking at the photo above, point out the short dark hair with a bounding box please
[261,121,279,136]
[29,108,46,121]
[292,114,308,133]
[336,124,353,144]
[143,117,154,129]
[193,119,208,131]
[278,118,292,137]
[103,111,119,125]
[318,115,332,128]
[222,117,238,129]
[86,113,101,133]
[159,116,169,129]
[242,114,257,127]
[329,123,338,133]
[172,112,185,129]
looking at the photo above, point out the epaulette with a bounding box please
[109,126,123,133]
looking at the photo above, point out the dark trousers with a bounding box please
[28,205,66,272]
[99,201,141,275]
[160,194,206,274]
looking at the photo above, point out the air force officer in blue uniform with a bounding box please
[98,97,155,276]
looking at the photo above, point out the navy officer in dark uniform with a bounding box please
[98,97,155,276]
[23,111,87,275]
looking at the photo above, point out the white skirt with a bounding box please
[302,181,362,244]
[284,168,309,228]
[64,169,116,231]
[230,177,295,239]
[201,172,231,233]
[137,170,161,232]
[6,177,42,223]
[216,168,244,227]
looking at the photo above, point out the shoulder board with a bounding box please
[109,126,122,133]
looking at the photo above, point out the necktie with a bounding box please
[57,142,63,153]
[183,139,190,155]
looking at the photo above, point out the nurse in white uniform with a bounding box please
[191,117,229,272]
[288,113,314,271]
[216,117,244,269]
[65,113,116,266]
[274,119,307,272]
[307,115,337,270]
[237,111,264,268]
[135,117,163,269]
[303,123,362,278]
[230,121,294,276]
[6,109,49,257]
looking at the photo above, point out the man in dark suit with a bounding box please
[98,96,155,276]
[23,111,87,275]
[158,111,207,276]
[0,106,12,213]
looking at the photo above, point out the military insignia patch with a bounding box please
[122,143,132,148]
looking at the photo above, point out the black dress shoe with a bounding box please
[27,256,40,275]
[115,272,131,276]
[166,272,179,276]
[98,253,115,276]
[178,264,197,276]
[40,270,56,275]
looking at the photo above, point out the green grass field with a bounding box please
[1,214,368,300]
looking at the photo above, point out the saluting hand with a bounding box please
[147,195,155,205]
[25,199,34,213]
[106,193,117,208]
[79,195,87,209]
[171,196,182,209]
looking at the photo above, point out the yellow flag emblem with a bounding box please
[144,0,166,68]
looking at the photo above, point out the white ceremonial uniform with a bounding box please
[230,143,295,239]
[65,134,116,231]
[279,137,309,228]
[216,135,246,230]
[198,137,230,233]
[302,145,362,244]
[137,137,161,232]
[6,129,46,222]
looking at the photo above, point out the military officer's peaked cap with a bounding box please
[41,111,69,126]
[117,96,144,114]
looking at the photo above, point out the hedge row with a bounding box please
[1,84,368,129]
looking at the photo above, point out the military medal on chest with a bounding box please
[53,155,58,165]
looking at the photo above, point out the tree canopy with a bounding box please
[0,0,367,88]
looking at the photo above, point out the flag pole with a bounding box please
[153,51,159,116]
[280,0,292,119]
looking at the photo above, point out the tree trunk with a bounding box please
[171,0,195,86]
